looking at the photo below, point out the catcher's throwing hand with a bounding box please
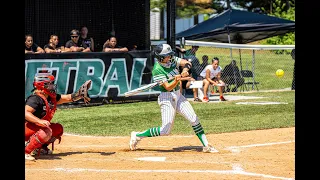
[36,119,51,127]
[71,80,92,104]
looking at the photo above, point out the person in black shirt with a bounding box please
[179,66,202,102]
[221,60,244,92]
[79,26,95,52]
[103,36,128,52]
[65,29,91,52]
[25,34,45,54]
[25,71,92,161]
[44,34,71,53]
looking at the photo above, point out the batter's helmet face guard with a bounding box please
[33,72,57,98]
[154,44,175,62]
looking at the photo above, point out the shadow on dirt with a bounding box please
[135,146,203,152]
[36,151,116,160]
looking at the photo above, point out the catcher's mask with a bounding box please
[154,44,175,63]
[33,72,57,98]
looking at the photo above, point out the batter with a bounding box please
[129,44,219,153]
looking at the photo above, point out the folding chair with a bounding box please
[240,70,259,91]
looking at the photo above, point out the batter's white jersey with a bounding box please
[153,56,200,136]
[199,65,222,79]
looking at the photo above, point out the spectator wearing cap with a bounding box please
[103,36,128,52]
[65,29,91,52]
[25,34,45,54]
[183,46,201,79]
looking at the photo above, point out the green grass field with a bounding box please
[52,90,295,136]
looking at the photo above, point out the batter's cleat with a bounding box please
[25,153,35,161]
[203,144,219,153]
[129,131,141,151]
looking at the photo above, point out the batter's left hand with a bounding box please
[174,75,182,81]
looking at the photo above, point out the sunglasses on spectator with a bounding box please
[71,36,79,38]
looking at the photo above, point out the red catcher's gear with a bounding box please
[35,92,56,122]
[33,73,57,98]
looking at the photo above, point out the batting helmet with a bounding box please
[33,72,57,98]
[153,44,175,62]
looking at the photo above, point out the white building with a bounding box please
[150,9,207,40]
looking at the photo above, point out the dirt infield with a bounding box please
[25,127,295,180]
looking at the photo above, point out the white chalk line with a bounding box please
[25,167,293,180]
[26,141,295,180]
[38,156,233,165]
[225,140,295,153]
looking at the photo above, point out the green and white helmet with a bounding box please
[153,43,175,62]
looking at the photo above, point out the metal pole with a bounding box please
[252,49,256,90]
[228,33,232,59]
[239,49,243,71]
[168,0,176,51]
[166,1,171,45]
[227,31,236,91]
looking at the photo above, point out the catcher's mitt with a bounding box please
[71,80,92,104]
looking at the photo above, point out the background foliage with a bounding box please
[151,0,295,45]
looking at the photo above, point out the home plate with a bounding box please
[236,101,288,105]
[135,157,166,162]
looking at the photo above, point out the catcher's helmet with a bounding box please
[154,44,175,62]
[33,71,57,98]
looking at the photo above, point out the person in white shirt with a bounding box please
[199,57,226,102]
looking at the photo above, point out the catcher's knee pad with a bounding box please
[25,130,50,154]
[38,128,52,142]
[50,123,63,138]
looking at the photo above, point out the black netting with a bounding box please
[25,0,149,51]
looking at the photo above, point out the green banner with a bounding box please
[25,52,157,100]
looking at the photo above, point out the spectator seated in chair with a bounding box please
[179,66,202,102]
[183,46,201,80]
[221,60,244,92]
[199,57,226,102]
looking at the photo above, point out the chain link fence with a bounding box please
[152,40,295,93]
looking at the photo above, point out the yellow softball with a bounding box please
[276,69,284,77]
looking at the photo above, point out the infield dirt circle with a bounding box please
[25,127,295,180]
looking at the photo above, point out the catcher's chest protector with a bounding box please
[35,92,57,122]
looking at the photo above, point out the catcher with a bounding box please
[25,71,92,161]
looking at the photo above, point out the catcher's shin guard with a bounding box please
[42,123,64,153]
[25,131,48,154]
